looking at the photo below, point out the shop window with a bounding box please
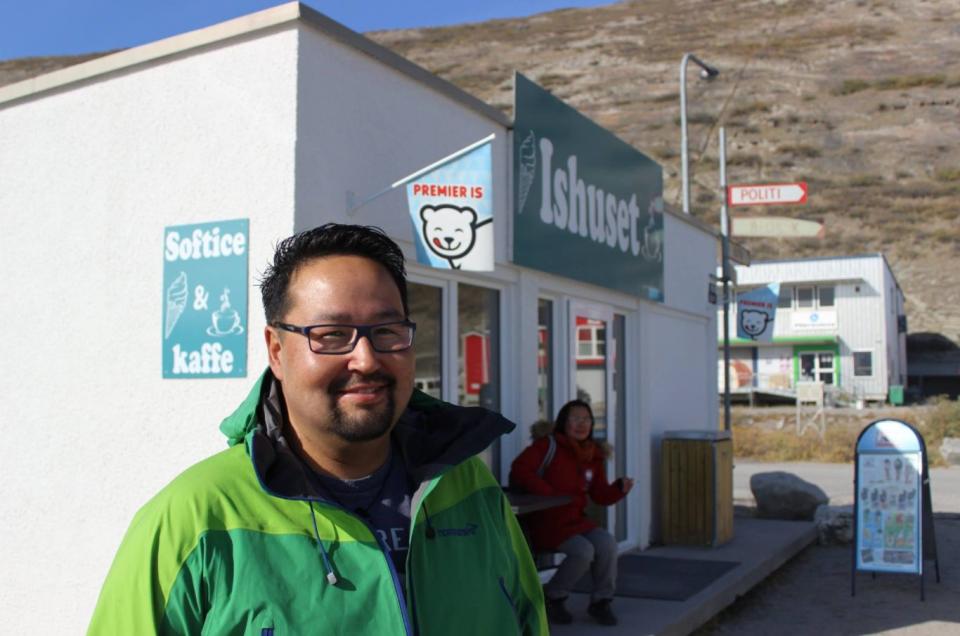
[458,284,500,475]
[818,286,835,307]
[408,283,442,400]
[613,314,627,542]
[796,287,814,308]
[537,299,554,424]
[854,351,873,377]
[777,286,792,309]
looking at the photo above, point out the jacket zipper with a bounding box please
[310,498,415,636]
[498,576,523,631]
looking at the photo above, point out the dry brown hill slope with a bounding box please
[3,0,958,341]
[370,0,960,341]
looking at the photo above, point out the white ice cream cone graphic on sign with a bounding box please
[165,272,188,338]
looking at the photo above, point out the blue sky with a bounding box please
[1,0,615,60]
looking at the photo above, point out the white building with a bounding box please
[0,4,720,632]
[719,254,907,404]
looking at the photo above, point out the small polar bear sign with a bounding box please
[740,309,772,340]
[419,204,492,269]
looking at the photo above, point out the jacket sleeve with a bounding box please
[501,491,549,636]
[508,438,556,495]
[87,493,205,635]
[588,460,626,507]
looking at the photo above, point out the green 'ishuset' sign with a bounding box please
[512,73,665,301]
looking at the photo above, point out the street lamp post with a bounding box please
[679,53,719,214]
[719,126,732,432]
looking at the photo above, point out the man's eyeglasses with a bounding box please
[271,320,417,355]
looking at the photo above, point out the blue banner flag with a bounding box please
[404,137,494,271]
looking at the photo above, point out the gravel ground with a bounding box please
[695,461,960,636]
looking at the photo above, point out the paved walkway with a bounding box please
[549,517,817,635]
[547,462,958,635]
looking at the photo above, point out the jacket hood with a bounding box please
[219,370,515,499]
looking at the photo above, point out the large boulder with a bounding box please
[750,471,829,520]
[939,437,960,466]
[814,504,854,545]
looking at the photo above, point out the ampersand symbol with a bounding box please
[193,285,209,311]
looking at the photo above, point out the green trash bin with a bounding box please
[889,385,904,405]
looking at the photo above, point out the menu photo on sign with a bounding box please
[856,451,922,572]
[163,219,249,378]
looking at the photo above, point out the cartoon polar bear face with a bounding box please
[420,205,478,261]
[741,309,771,338]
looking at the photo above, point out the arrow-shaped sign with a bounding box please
[728,182,808,207]
[731,216,824,238]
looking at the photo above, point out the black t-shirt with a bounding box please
[311,446,413,577]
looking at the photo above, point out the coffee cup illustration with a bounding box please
[207,288,244,337]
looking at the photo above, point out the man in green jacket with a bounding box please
[89,223,547,635]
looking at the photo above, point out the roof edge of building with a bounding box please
[0,2,512,128]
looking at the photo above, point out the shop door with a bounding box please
[799,351,835,385]
[569,301,620,535]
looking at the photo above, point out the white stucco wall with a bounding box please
[292,24,509,265]
[0,11,726,629]
[0,29,298,633]
[639,302,716,542]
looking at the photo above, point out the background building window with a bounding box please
[777,286,792,309]
[854,351,873,376]
[537,299,554,424]
[408,283,442,399]
[818,286,835,307]
[796,287,814,308]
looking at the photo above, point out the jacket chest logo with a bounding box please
[436,522,479,537]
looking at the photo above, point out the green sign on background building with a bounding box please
[512,72,665,301]
[163,219,249,378]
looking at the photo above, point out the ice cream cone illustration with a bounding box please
[165,272,188,338]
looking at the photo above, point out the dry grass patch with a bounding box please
[733,424,858,462]
[731,399,960,465]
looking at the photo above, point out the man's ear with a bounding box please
[265,326,284,380]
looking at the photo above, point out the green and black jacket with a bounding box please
[88,371,547,635]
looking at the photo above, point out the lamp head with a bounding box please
[700,67,720,80]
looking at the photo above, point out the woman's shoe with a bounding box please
[545,596,573,624]
[587,599,617,626]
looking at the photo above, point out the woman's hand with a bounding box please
[619,477,635,494]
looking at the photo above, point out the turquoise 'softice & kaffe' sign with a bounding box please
[512,73,665,301]
[162,219,248,378]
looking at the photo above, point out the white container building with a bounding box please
[719,254,907,404]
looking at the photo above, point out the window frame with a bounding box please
[817,285,836,308]
[796,286,815,309]
[853,350,874,377]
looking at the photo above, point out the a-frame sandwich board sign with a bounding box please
[851,419,940,600]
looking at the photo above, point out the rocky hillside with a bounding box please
[3,0,958,340]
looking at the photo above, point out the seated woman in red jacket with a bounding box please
[509,399,634,627]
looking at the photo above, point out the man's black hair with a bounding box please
[260,223,408,323]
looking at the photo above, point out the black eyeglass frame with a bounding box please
[271,319,417,354]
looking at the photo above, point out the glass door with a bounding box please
[799,351,835,385]
[569,301,617,532]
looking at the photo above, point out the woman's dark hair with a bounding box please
[554,399,595,438]
[259,223,408,323]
